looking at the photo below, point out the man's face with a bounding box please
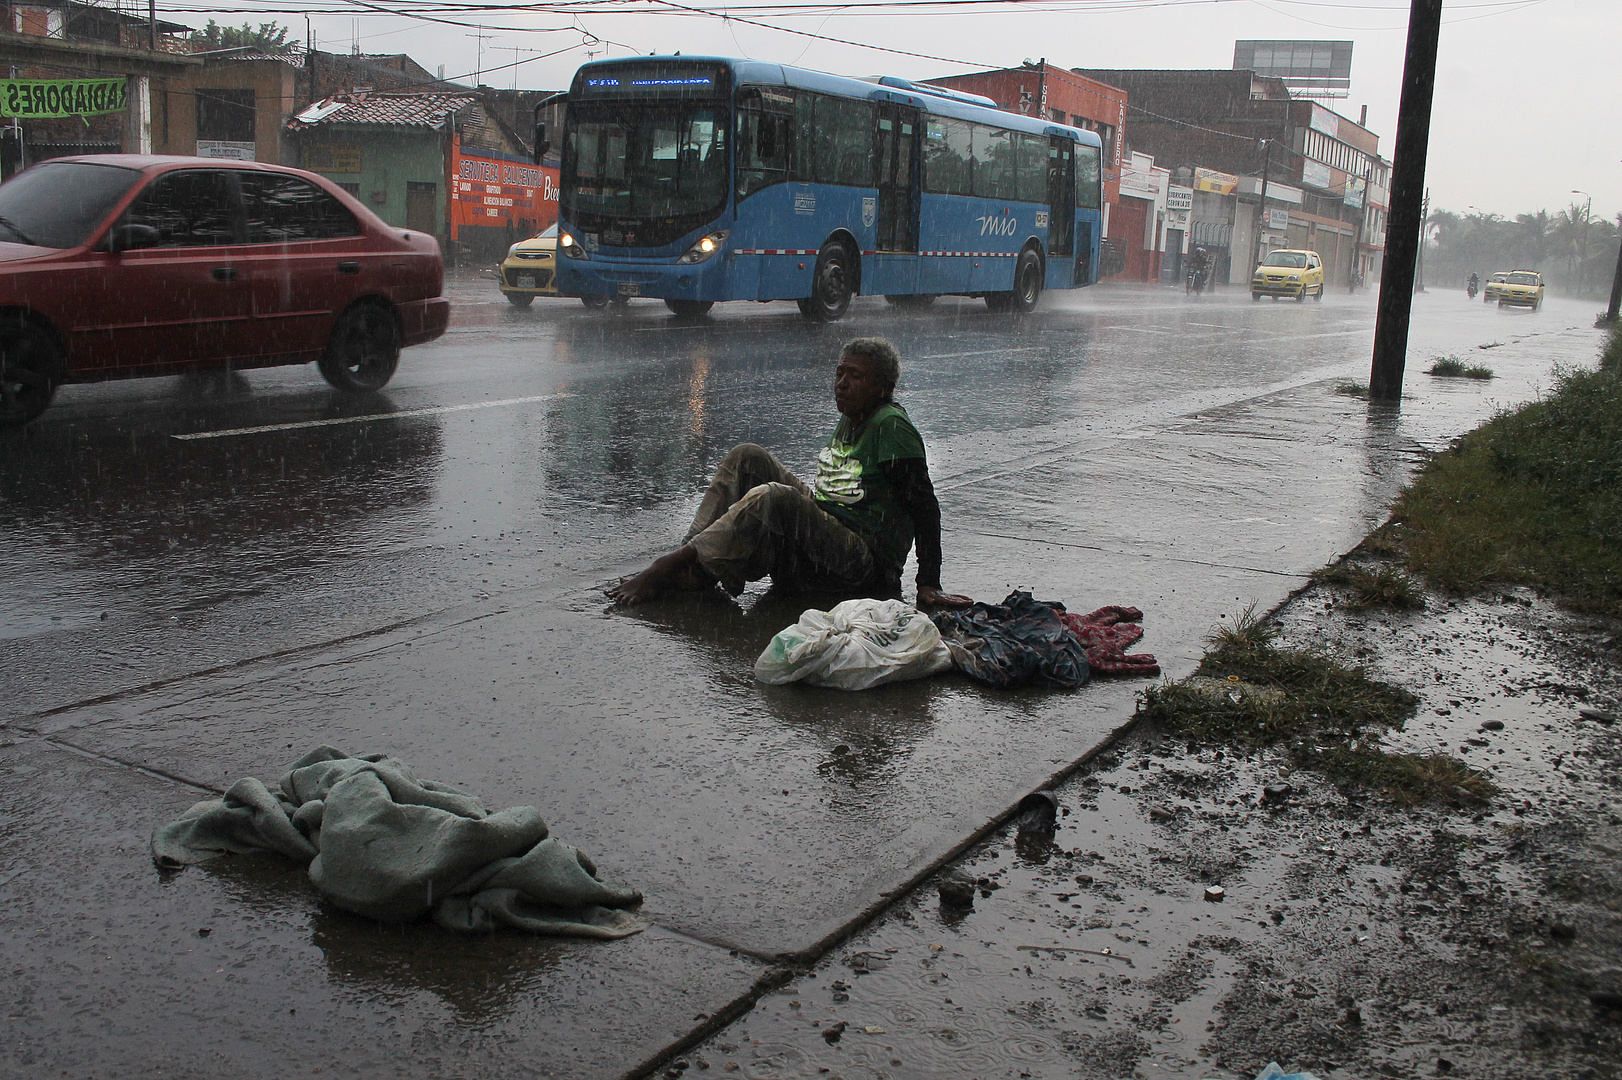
[834,353,887,420]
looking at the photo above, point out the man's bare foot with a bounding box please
[606,545,704,605]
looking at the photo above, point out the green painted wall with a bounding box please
[296,126,446,239]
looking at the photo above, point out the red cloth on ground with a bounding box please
[1057,606,1160,677]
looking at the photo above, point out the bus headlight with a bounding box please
[678,230,729,265]
[559,232,586,259]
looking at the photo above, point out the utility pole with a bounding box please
[1571,189,1592,297]
[1414,187,1429,293]
[1349,157,1373,292]
[466,25,493,85]
[1370,0,1443,402]
[1254,138,1271,277]
[1605,211,1622,324]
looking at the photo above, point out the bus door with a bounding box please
[1047,136,1076,284]
[875,104,920,252]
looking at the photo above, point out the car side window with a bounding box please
[120,170,240,247]
[239,173,362,243]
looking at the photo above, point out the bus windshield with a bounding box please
[562,101,728,242]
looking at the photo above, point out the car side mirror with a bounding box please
[533,123,550,165]
[107,223,160,253]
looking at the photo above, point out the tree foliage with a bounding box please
[1425,202,1619,296]
[190,19,294,53]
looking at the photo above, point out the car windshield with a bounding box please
[1490,273,1509,282]
[1262,252,1307,268]
[1508,272,1540,285]
[539,224,558,239]
[0,161,141,249]
[562,102,729,226]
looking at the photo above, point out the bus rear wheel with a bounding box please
[986,249,1042,313]
[799,241,855,322]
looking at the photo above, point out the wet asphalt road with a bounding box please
[0,277,1609,1078]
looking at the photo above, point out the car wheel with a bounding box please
[505,292,534,308]
[0,317,61,426]
[665,299,714,318]
[1005,248,1044,314]
[1251,292,1261,301]
[799,240,855,322]
[581,295,610,309]
[1313,285,1324,302]
[884,294,937,309]
[318,302,400,393]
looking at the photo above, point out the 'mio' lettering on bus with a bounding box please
[976,215,1018,237]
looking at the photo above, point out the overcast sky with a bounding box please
[212,0,1614,222]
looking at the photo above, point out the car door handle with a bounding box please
[211,266,239,281]
[337,262,361,275]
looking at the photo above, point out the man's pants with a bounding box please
[684,444,875,595]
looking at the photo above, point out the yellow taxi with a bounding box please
[1251,249,1325,302]
[1482,271,1511,303]
[1495,270,1544,310]
[500,224,626,309]
[500,224,559,307]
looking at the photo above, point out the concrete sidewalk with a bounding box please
[1,316,1600,1079]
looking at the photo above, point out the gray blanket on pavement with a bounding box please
[151,746,645,939]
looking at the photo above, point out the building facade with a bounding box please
[1074,68,1388,288]
[1,0,197,177]
[286,90,547,261]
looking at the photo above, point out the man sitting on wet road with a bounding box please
[607,337,973,609]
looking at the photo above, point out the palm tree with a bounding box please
[1513,210,1552,270]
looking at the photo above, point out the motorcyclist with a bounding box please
[1185,246,1211,294]
[1467,272,1479,299]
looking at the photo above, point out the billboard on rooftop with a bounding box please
[1233,40,1352,97]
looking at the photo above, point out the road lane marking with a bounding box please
[172,392,567,440]
[923,346,1044,360]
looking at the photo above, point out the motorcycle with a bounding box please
[1185,264,1208,296]
[1467,277,1479,300]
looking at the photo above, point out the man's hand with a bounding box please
[917,585,973,608]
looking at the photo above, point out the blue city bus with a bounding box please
[548,56,1103,320]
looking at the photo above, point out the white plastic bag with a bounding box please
[754,598,952,691]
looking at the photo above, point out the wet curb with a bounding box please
[614,556,1347,1080]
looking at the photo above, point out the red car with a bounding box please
[0,155,449,425]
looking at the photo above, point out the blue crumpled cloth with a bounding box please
[929,590,1090,689]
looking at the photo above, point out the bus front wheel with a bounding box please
[799,241,855,322]
[665,299,714,318]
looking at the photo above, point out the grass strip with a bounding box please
[1427,355,1495,379]
[1309,563,1426,609]
[1388,328,1622,615]
[1135,609,1487,803]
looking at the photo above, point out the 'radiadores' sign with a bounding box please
[1,79,127,118]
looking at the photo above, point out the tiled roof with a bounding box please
[197,46,305,66]
[287,92,479,130]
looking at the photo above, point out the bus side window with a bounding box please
[1015,133,1046,204]
[1074,143,1101,210]
[972,126,1016,201]
[792,93,817,182]
[737,91,792,200]
[813,97,876,187]
[924,118,972,197]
